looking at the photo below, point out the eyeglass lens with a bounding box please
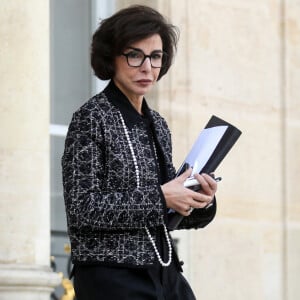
[123,49,164,68]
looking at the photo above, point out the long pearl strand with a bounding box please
[144,224,172,267]
[119,112,140,188]
[118,112,172,267]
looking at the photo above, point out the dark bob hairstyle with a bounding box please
[91,5,179,81]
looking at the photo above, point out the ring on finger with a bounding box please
[187,207,193,214]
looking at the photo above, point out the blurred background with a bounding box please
[0,0,299,299]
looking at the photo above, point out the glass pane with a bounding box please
[50,135,67,232]
[50,135,71,298]
[50,0,92,125]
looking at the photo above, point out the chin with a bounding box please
[134,87,151,96]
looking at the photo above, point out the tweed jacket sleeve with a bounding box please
[62,98,170,234]
[177,200,217,229]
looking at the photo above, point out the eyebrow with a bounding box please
[127,47,163,54]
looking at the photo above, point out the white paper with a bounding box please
[184,125,228,175]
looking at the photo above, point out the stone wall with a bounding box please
[116,1,300,299]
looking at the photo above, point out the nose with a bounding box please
[140,56,152,71]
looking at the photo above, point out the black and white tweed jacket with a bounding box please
[62,81,216,267]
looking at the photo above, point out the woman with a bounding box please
[62,5,218,300]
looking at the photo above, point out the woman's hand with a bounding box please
[161,168,218,216]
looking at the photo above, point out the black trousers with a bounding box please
[73,262,196,300]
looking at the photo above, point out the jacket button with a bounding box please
[180,261,184,266]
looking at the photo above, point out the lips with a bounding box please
[136,79,152,84]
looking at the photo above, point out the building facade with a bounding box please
[0,0,299,299]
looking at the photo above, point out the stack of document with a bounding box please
[167,115,242,230]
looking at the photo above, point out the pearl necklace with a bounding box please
[119,112,172,267]
[145,224,172,267]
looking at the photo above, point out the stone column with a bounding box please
[0,1,60,299]
[285,1,300,299]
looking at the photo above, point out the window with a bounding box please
[50,0,115,297]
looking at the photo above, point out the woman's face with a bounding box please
[113,34,163,103]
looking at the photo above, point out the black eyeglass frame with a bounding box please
[121,48,167,68]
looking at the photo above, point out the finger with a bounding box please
[193,173,211,193]
[183,188,211,205]
[194,173,217,194]
[202,173,218,192]
[177,205,193,217]
[177,168,193,183]
[191,194,214,207]
[179,195,212,214]
[185,206,193,214]
[202,173,218,185]
[181,210,191,217]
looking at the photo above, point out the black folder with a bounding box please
[167,115,242,230]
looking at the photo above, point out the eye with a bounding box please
[126,50,143,59]
[151,52,163,60]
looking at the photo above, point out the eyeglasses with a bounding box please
[122,48,166,68]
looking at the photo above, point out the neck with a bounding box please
[113,81,143,114]
[128,97,143,115]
